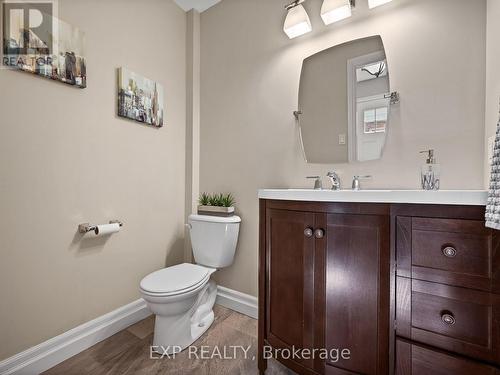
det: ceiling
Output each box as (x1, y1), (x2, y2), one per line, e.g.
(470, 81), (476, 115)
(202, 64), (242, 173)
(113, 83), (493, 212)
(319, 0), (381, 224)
(174, 0), (222, 12)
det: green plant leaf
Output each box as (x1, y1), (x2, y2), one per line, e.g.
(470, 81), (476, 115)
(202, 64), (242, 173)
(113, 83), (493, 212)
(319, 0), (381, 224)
(221, 193), (235, 207)
(200, 192), (235, 207)
(199, 192), (210, 206)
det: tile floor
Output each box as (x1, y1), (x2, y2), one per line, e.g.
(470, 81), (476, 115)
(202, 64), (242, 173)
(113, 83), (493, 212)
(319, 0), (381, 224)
(43, 305), (295, 375)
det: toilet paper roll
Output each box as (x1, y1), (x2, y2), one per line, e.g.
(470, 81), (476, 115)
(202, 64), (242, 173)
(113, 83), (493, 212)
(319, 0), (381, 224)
(93, 223), (121, 236)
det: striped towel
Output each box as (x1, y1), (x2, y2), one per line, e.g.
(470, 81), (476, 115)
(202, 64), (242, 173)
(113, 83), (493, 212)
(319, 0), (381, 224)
(486, 121), (500, 230)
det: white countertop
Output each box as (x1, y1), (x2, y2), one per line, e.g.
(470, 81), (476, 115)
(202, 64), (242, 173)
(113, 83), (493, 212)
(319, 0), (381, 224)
(258, 189), (488, 206)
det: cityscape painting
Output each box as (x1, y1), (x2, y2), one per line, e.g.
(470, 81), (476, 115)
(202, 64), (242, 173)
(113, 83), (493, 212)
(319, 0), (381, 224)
(2, 4), (87, 88)
(118, 67), (164, 128)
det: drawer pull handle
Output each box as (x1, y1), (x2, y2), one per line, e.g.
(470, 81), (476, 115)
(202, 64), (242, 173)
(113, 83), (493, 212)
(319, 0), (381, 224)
(314, 229), (325, 239)
(441, 312), (456, 325)
(442, 246), (457, 258)
(304, 228), (313, 238)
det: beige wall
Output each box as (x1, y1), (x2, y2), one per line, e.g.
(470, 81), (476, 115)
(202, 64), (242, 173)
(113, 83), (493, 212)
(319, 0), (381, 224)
(485, 0), (500, 185)
(200, 0), (487, 297)
(0, 0), (186, 360)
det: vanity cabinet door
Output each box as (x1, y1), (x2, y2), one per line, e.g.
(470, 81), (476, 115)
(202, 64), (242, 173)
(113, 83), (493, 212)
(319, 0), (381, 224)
(324, 214), (390, 375)
(265, 208), (317, 370)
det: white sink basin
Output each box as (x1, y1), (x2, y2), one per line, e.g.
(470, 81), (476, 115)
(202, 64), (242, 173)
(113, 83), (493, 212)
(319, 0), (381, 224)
(258, 189), (488, 206)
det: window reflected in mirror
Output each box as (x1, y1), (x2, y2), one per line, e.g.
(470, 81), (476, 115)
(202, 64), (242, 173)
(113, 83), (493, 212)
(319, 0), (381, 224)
(363, 107), (387, 134)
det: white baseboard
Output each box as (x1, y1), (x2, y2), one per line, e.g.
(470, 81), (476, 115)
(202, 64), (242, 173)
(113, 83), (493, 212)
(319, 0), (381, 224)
(0, 299), (151, 375)
(215, 286), (258, 319)
(0, 286), (258, 375)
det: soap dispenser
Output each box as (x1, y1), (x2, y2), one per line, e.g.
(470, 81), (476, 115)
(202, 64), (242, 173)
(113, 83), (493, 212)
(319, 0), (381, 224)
(420, 149), (440, 190)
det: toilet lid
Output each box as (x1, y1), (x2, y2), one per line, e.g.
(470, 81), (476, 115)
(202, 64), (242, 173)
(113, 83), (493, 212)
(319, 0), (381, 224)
(140, 263), (210, 295)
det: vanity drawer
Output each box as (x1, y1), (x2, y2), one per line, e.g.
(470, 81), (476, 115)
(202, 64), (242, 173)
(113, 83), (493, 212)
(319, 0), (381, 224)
(396, 339), (500, 375)
(396, 277), (500, 364)
(412, 289), (490, 348)
(396, 217), (498, 292)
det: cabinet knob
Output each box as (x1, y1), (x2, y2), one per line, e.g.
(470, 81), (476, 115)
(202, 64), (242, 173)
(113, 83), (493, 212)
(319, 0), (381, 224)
(442, 246), (457, 258)
(314, 229), (325, 239)
(304, 228), (313, 238)
(441, 312), (456, 325)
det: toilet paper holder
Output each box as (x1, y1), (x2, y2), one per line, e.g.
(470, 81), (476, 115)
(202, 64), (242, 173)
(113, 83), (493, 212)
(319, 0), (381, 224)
(78, 220), (123, 234)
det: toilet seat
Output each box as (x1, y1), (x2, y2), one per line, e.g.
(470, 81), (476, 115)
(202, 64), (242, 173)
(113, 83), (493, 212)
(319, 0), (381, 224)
(140, 263), (214, 297)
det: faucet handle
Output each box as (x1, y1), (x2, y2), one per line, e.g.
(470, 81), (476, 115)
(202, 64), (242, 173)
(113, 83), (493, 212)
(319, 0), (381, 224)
(306, 176), (322, 190)
(353, 175), (372, 180)
(352, 175), (372, 191)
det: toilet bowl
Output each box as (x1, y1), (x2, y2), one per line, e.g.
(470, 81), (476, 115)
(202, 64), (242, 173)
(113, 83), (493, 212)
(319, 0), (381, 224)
(139, 214), (241, 353)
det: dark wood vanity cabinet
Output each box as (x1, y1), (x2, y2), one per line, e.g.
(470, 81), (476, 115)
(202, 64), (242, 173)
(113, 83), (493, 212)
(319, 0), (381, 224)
(259, 200), (500, 375)
(260, 200), (391, 375)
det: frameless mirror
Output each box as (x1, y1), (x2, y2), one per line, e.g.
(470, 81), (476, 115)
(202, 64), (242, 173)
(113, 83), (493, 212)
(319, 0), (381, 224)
(298, 35), (394, 164)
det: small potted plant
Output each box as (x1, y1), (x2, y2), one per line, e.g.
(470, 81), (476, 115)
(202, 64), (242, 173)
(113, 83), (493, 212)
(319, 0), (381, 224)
(198, 192), (235, 217)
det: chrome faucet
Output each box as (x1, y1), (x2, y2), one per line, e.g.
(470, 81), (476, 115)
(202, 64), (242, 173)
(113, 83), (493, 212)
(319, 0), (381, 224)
(352, 175), (372, 191)
(307, 176), (323, 190)
(327, 171), (342, 190)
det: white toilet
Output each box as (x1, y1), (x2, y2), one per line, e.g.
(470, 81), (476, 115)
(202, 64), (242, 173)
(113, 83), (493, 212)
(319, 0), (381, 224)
(139, 214), (241, 353)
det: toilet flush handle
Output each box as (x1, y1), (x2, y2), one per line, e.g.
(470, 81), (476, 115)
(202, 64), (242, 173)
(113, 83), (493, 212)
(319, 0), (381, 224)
(185, 223), (192, 230)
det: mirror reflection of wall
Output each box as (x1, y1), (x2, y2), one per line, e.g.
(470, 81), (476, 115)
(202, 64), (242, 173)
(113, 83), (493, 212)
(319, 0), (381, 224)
(298, 35), (392, 164)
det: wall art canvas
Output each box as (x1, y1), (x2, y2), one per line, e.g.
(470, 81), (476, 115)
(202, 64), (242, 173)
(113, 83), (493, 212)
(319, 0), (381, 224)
(2, 1), (86, 88)
(117, 67), (164, 128)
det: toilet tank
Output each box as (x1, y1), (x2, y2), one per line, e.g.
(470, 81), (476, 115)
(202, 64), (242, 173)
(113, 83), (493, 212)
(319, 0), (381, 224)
(188, 214), (241, 269)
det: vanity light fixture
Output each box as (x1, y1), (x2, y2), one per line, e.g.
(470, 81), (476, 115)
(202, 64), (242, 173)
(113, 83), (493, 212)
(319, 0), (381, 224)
(321, 0), (355, 25)
(284, 0), (312, 39)
(367, 0), (393, 9)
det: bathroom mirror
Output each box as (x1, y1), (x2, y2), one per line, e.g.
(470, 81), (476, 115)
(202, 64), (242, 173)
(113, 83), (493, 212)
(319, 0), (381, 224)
(298, 35), (394, 164)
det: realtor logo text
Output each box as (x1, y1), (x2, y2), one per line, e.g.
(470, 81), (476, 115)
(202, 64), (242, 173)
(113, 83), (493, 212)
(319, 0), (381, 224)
(151, 345), (253, 360)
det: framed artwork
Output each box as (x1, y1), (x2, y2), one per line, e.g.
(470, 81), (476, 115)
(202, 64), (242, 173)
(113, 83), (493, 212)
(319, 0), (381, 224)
(2, 1), (86, 88)
(117, 67), (164, 128)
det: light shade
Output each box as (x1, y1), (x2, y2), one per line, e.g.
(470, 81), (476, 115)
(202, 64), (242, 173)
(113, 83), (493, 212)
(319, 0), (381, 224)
(368, 0), (393, 9)
(284, 4), (312, 39)
(321, 0), (352, 25)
